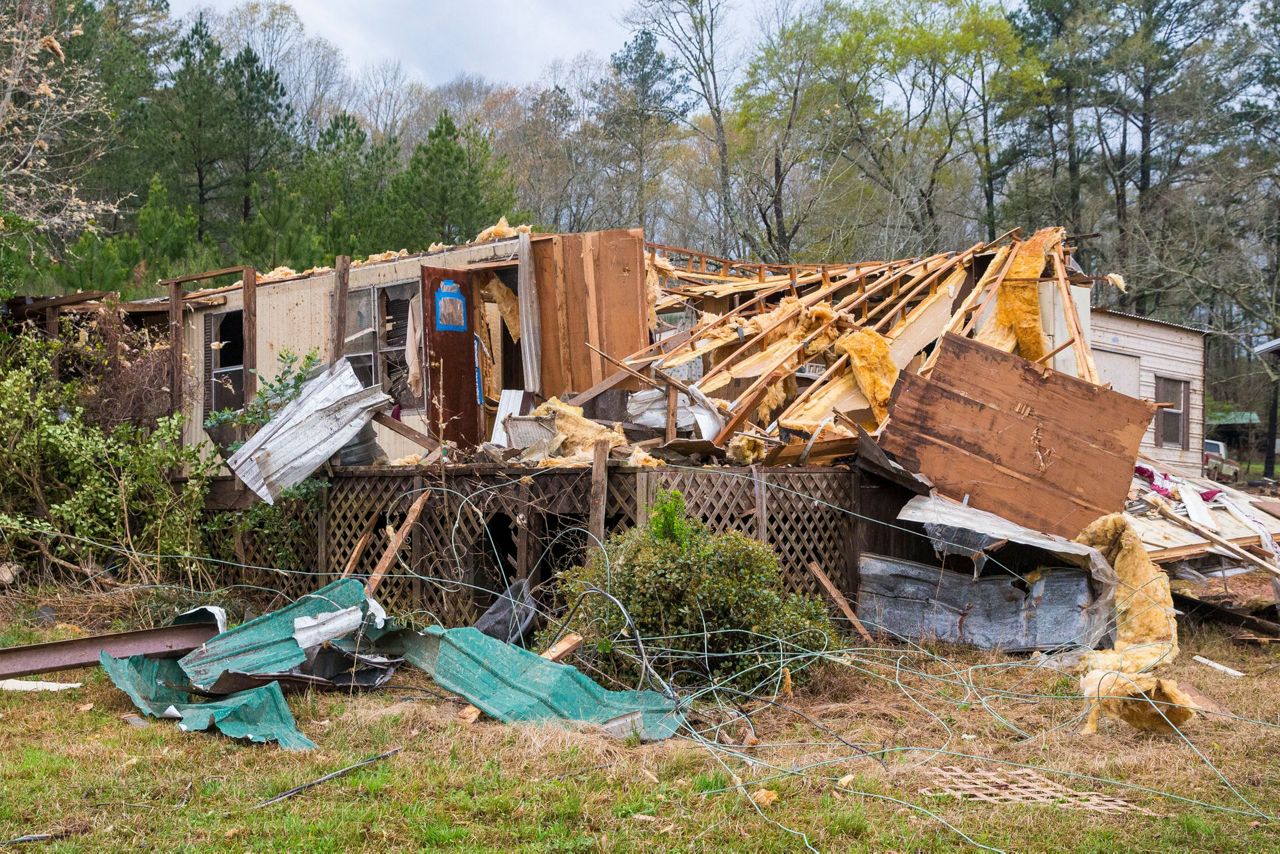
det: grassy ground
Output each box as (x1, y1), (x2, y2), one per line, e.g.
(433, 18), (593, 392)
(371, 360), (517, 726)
(3, 592), (1280, 852)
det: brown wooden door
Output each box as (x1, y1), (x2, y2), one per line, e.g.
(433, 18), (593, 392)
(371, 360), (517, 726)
(422, 266), (482, 446)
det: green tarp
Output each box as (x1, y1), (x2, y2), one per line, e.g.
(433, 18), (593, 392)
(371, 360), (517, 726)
(100, 652), (315, 750)
(394, 626), (683, 741)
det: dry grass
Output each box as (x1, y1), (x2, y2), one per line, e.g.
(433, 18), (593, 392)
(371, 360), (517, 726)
(3, 597), (1280, 852)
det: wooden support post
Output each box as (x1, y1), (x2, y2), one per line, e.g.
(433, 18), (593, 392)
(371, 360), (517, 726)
(365, 490), (431, 595)
(752, 465), (768, 542)
(242, 266), (258, 401)
(458, 633), (584, 723)
(168, 281), (183, 415)
(330, 255), (350, 362)
(807, 561), (874, 644)
(588, 439), (609, 548)
(664, 382), (678, 443)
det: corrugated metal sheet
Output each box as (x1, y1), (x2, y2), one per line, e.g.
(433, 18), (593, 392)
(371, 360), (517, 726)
(227, 359), (391, 503)
(858, 554), (1103, 651)
(101, 653), (316, 750)
(395, 626), (684, 741)
(178, 579), (372, 691)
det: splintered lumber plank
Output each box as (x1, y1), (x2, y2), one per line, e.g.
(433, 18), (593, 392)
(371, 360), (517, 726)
(373, 411), (440, 451)
(581, 232), (604, 385)
(1051, 247), (1099, 383)
(457, 634), (585, 723)
(807, 562), (874, 643)
(1148, 495), (1279, 577)
(565, 369), (630, 408)
(365, 491), (431, 595)
(329, 255), (351, 361)
(880, 333), (1156, 538)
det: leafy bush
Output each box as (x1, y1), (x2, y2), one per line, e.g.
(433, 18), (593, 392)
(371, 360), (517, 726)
(205, 349), (320, 439)
(0, 334), (214, 583)
(549, 490), (835, 689)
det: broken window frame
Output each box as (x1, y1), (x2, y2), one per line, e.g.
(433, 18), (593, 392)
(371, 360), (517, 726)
(204, 310), (245, 416)
(345, 281), (423, 411)
(1154, 375), (1190, 450)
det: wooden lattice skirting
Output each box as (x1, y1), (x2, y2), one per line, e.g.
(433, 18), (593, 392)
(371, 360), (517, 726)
(203, 463), (865, 624)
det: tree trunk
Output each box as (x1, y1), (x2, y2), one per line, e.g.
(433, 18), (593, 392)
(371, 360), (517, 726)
(979, 98), (995, 241)
(196, 163), (207, 242)
(771, 147), (788, 262)
(1065, 85), (1080, 234)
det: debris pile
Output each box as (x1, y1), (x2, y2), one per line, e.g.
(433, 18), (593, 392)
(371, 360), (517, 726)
(3, 579), (684, 750)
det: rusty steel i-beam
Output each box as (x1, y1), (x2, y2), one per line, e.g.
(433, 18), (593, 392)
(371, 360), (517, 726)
(0, 621), (220, 679)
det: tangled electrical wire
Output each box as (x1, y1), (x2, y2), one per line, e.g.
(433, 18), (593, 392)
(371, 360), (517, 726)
(2, 463), (1278, 853)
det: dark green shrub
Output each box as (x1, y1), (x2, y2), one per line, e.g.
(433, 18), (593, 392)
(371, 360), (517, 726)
(548, 490), (835, 689)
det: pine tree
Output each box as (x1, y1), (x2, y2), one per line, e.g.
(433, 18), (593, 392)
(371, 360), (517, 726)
(392, 112), (514, 247)
(592, 30), (691, 230)
(224, 46), (295, 222)
(152, 15), (234, 242)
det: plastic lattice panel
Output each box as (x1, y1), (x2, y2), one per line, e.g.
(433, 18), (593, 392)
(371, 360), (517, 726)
(921, 766), (1161, 816)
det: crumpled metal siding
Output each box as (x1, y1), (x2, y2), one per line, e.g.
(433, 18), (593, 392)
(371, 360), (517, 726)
(178, 579), (374, 691)
(227, 359), (392, 503)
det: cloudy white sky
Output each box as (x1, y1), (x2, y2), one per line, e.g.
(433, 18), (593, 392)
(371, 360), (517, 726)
(167, 0), (638, 86)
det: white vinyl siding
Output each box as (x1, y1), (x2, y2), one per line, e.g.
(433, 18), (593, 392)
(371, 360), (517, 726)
(1090, 310), (1205, 476)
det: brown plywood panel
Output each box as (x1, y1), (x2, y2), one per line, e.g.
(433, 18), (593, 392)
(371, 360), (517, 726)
(531, 236), (569, 397)
(594, 229), (648, 378)
(879, 334), (1155, 538)
(558, 233), (595, 392)
(531, 230), (648, 398)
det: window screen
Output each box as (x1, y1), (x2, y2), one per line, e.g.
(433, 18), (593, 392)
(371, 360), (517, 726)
(1155, 376), (1189, 450)
(344, 283), (422, 410)
(205, 310), (245, 416)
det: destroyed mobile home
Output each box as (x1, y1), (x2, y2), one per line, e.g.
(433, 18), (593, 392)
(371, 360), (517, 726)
(7, 221), (1280, 750)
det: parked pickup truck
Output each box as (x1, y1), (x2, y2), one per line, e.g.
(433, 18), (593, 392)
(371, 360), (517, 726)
(1204, 440), (1242, 483)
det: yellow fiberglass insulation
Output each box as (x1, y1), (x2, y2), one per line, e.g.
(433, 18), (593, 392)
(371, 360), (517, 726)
(976, 226), (1063, 362)
(1074, 513), (1192, 735)
(700, 301), (841, 395)
(1078, 670), (1197, 735)
(626, 447), (664, 468)
(531, 397), (627, 457)
(777, 373), (868, 434)
(645, 256), (676, 331)
(473, 216), (531, 244)
(838, 328), (899, 423)
(755, 375), (794, 423)
(485, 275), (521, 343)
(727, 434), (768, 465)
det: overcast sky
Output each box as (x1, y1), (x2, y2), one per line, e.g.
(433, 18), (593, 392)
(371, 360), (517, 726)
(166, 0), (637, 86)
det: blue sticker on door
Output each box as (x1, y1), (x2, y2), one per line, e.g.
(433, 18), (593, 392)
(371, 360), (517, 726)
(435, 280), (467, 331)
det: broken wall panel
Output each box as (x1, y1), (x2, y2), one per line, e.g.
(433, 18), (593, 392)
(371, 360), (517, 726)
(857, 553), (1104, 651)
(531, 229), (648, 398)
(880, 334), (1155, 538)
